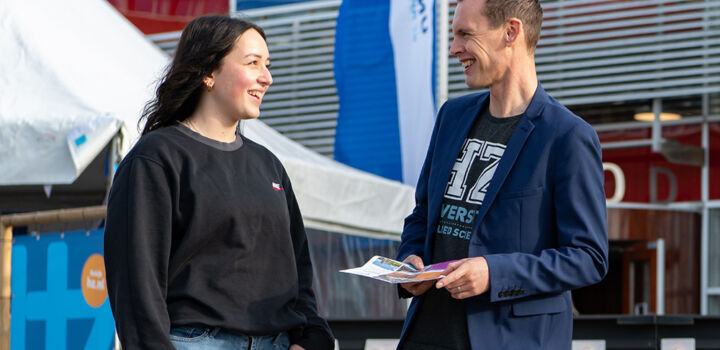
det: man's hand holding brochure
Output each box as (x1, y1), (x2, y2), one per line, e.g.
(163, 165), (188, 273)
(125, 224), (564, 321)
(340, 256), (456, 284)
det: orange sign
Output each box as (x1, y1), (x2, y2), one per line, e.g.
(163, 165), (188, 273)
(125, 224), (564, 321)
(81, 254), (108, 308)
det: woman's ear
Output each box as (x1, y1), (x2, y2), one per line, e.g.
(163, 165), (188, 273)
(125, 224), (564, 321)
(203, 75), (215, 91)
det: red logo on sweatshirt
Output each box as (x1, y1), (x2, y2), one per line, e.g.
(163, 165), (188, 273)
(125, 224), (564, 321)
(272, 182), (283, 191)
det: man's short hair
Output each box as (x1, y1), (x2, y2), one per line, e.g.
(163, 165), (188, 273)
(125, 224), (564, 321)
(483, 0), (543, 52)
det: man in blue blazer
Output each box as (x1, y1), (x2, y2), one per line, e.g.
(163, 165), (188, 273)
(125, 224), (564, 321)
(396, 0), (609, 349)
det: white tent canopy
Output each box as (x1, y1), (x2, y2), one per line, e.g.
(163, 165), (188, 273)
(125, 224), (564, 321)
(0, 0), (164, 185)
(243, 120), (415, 237)
(0, 0), (415, 236)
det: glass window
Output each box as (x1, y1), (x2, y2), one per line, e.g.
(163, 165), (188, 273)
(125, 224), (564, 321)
(710, 93), (720, 116)
(709, 295), (720, 315)
(568, 99), (651, 125)
(710, 209), (720, 288)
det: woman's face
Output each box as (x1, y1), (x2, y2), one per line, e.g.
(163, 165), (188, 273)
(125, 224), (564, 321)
(207, 29), (272, 120)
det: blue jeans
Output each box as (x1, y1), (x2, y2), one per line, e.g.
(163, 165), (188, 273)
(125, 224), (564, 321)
(170, 327), (290, 350)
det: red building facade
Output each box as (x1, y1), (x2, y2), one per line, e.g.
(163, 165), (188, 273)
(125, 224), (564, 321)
(108, 0), (229, 34)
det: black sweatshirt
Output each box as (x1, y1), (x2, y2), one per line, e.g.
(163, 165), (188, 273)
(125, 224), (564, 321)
(104, 123), (334, 349)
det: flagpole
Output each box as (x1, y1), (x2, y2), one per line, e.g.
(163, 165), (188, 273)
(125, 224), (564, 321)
(437, 0), (449, 110)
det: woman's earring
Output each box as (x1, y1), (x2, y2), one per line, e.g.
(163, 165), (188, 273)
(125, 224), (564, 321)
(206, 83), (214, 92)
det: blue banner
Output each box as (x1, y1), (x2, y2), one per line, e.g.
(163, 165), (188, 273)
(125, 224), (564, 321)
(334, 0), (436, 185)
(235, 0), (311, 10)
(334, 0), (402, 181)
(11, 229), (115, 350)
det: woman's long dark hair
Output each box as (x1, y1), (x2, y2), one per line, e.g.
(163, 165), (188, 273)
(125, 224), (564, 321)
(140, 15), (266, 135)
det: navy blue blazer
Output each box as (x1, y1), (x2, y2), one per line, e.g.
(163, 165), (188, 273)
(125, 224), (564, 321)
(397, 85), (609, 349)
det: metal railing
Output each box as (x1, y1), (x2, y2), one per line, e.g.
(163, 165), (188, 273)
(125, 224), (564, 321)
(148, 0), (720, 158)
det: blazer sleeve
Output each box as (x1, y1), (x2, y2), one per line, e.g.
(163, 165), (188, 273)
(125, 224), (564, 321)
(282, 172), (335, 350)
(396, 104), (447, 299)
(397, 102), (448, 263)
(104, 156), (175, 349)
(484, 122), (609, 302)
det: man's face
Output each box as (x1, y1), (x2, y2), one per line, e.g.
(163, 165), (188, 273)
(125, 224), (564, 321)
(450, 0), (508, 89)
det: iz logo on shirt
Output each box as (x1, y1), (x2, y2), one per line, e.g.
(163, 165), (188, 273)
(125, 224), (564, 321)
(444, 139), (506, 204)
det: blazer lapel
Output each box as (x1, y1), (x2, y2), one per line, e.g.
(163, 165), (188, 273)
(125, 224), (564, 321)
(435, 97), (488, 192)
(427, 94), (488, 244)
(471, 117), (535, 231)
(471, 85), (548, 232)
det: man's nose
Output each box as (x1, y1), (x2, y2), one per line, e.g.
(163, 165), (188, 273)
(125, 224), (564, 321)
(450, 37), (462, 56)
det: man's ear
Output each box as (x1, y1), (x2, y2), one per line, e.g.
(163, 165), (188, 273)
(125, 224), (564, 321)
(505, 18), (523, 47)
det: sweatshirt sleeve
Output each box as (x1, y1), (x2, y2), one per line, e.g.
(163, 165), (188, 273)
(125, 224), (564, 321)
(104, 155), (175, 349)
(281, 172), (335, 350)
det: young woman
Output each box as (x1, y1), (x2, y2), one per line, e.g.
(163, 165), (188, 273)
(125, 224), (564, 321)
(104, 15), (334, 350)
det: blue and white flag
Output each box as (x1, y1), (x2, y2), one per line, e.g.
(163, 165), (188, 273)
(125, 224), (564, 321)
(334, 0), (436, 186)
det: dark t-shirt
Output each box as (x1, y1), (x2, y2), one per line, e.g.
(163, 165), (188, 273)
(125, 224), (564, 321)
(402, 107), (520, 350)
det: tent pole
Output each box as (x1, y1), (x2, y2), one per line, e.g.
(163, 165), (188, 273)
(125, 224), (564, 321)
(437, 0), (449, 109)
(0, 206), (107, 347)
(106, 133), (121, 200)
(0, 221), (12, 349)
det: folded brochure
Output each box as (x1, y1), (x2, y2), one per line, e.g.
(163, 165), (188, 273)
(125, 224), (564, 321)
(340, 256), (455, 284)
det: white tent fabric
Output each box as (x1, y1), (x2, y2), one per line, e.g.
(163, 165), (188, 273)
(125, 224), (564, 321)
(243, 120), (415, 236)
(0, 0), (415, 236)
(0, 0), (165, 185)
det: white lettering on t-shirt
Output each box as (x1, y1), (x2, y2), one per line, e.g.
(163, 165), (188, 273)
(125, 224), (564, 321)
(444, 139), (506, 205)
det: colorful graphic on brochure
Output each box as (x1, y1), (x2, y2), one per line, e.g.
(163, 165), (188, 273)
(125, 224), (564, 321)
(340, 256), (456, 284)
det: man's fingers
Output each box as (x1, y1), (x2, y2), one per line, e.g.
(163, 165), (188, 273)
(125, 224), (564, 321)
(399, 283), (416, 294)
(401, 281), (422, 291)
(446, 258), (466, 270)
(404, 281), (425, 288)
(450, 289), (472, 300)
(442, 262), (459, 275)
(402, 280), (433, 296)
(403, 254), (425, 270)
(415, 280), (434, 295)
(438, 258), (467, 285)
(436, 263), (466, 288)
